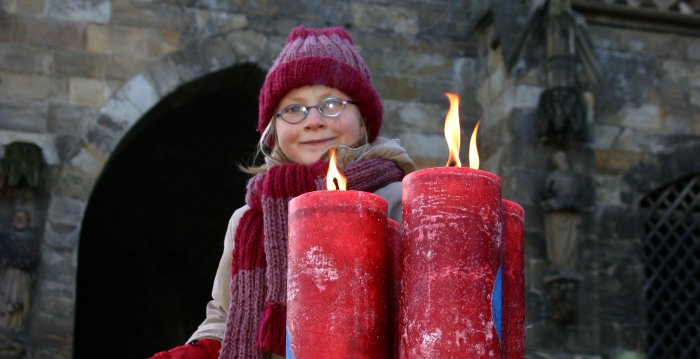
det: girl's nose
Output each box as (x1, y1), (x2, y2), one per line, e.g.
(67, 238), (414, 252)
(304, 107), (326, 129)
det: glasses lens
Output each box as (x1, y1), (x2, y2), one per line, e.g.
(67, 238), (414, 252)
(319, 98), (344, 117)
(281, 105), (307, 123)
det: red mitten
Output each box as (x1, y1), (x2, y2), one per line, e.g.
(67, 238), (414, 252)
(148, 338), (221, 359)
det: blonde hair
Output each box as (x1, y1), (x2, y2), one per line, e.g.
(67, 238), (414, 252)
(240, 116), (369, 174)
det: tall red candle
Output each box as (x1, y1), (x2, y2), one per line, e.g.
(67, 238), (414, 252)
(501, 199), (525, 358)
(400, 167), (503, 358)
(287, 190), (389, 359)
(386, 219), (401, 359)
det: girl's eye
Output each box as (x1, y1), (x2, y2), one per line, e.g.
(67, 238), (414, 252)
(285, 105), (305, 114)
(321, 100), (341, 111)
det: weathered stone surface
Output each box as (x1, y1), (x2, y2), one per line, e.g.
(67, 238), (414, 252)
(224, 30), (266, 63)
(382, 99), (444, 134)
(111, 0), (183, 29)
(12, 15), (86, 50)
(47, 103), (95, 135)
(68, 77), (107, 108)
(0, 0), (44, 15)
(52, 134), (82, 162)
(44, 0), (111, 24)
(51, 48), (105, 78)
(0, 43), (52, 74)
(351, 3), (418, 37)
(145, 29), (179, 58)
(103, 53), (149, 80)
(47, 196), (86, 226)
(595, 150), (649, 176)
(373, 74), (417, 101)
(86, 24), (147, 54)
(0, 95), (48, 132)
(0, 71), (53, 100)
(185, 8), (247, 36)
(69, 143), (106, 177)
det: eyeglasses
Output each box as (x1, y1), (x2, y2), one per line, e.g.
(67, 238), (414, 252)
(275, 97), (357, 124)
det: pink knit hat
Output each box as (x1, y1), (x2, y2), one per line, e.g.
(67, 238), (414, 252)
(258, 26), (382, 144)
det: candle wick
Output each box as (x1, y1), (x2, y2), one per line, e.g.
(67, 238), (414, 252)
(333, 178), (340, 190)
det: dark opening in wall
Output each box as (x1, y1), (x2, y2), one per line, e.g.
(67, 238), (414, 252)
(640, 173), (700, 359)
(74, 64), (266, 358)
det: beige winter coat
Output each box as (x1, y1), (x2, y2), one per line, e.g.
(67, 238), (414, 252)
(188, 137), (416, 351)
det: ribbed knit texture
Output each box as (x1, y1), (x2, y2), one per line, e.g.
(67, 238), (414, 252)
(258, 26), (382, 145)
(219, 158), (404, 359)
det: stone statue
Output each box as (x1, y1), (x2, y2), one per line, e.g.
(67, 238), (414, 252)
(539, 151), (581, 274)
(0, 209), (40, 332)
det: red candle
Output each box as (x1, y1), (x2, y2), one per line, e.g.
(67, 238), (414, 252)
(501, 199), (525, 358)
(400, 167), (503, 358)
(287, 190), (389, 359)
(386, 218), (401, 359)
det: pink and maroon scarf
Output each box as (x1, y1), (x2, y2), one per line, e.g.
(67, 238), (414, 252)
(219, 158), (404, 358)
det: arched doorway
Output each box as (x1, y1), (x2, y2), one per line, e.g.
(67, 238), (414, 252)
(73, 64), (265, 358)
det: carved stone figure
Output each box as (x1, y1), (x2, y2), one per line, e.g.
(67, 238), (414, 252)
(0, 209), (40, 332)
(540, 151), (581, 274)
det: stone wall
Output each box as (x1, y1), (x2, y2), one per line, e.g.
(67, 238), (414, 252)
(0, 0), (699, 358)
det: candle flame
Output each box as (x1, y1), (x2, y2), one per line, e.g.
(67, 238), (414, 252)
(469, 119), (481, 170)
(444, 92), (461, 167)
(326, 148), (347, 191)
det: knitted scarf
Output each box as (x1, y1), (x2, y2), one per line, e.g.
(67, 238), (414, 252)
(219, 157), (405, 359)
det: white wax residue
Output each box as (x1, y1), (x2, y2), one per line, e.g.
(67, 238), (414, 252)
(303, 246), (339, 292)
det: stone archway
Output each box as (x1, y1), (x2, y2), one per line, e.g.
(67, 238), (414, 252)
(73, 63), (265, 358)
(33, 31), (272, 358)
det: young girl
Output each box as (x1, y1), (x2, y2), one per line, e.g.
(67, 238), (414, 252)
(150, 25), (416, 359)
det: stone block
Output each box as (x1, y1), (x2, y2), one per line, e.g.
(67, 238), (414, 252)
(51, 48), (105, 78)
(47, 103), (95, 135)
(68, 144), (105, 179)
(185, 9), (247, 36)
(104, 53), (149, 80)
(594, 174), (622, 206)
(86, 24), (148, 55)
(662, 58), (700, 84)
(351, 3), (418, 37)
(382, 99), (444, 134)
(44, 0), (111, 24)
(52, 134), (83, 163)
(68, 77), (107, 108)
(198, 34), (238, 72)
(225, 30), (266, 63)
(112, 0), (183, 29)
(395, 131), (446, 164)
(415, 2), (471, 41)
(0, 95), (48, 132)
(47, 196), (86, 226)
(513, 84), (541, 110)
(0, 43), (53, 74)
(688, 41), (700, 61)
(374, 74), (417, 101)
(594, 150), (648, 175)
(44, 220), (80, 250)
(0, 70), (57, 100)
(13, 15), (86, 50)
(415, 77), (457, 103)
(274, 0), (350, 25)
(118, 73), (159, 114)
(525, 230), (546, 260)
(1, 0), (44, 15)
(509, 108), (539, 143)
(145, 29), (179, 59)
(595, 207), (643, 240)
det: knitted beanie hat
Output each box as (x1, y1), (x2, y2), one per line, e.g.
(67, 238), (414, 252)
(258, 26), (382, 144)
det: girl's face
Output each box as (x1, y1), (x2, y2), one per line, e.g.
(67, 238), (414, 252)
(274, 85), (365, 165)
